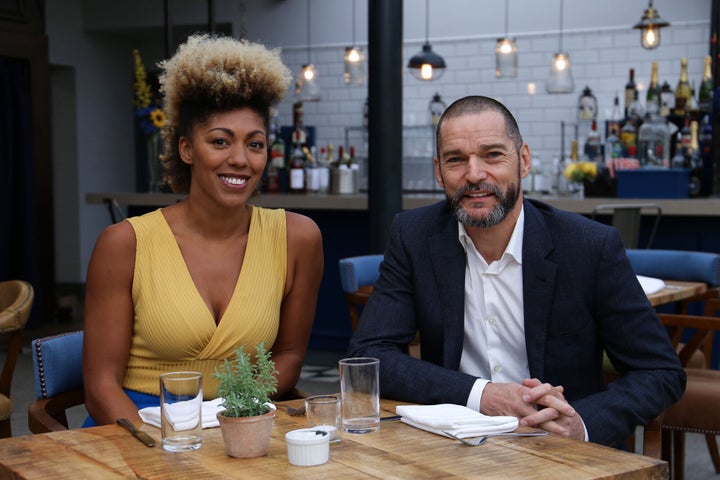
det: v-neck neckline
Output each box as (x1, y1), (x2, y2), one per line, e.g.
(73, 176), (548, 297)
(157, 206), (255, 327)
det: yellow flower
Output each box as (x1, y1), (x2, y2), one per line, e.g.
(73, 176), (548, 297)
(133, 49), (152, 109)
(149, 109), (166, 128)
(564, 161), (598, 182)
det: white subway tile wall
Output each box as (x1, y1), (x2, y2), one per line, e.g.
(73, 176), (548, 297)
(275, 22), (710, 190)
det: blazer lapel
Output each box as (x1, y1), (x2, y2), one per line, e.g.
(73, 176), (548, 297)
(427, 212), (466, 370)
(521, 200), (557, 380)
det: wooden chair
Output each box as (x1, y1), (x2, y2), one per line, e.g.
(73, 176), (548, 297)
(591, 203), (662, 249)
(0, 280), (34, 437)
(28, 330), (85, 433)
(27, 330), (308, 433)
(658, 312), (720, 480)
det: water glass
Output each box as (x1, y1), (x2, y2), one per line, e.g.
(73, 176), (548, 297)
(305, 394), (342, 443)
(160, 371), (203, 452)
(339, 357), (380, 434)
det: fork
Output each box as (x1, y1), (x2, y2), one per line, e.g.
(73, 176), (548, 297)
(278, 404), (306, 416)
(442, 430), (549, 446)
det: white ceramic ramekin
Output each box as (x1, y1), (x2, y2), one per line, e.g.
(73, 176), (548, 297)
(285, 428), (330, 466)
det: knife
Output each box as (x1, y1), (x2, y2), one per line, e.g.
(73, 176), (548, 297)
(116, 418), (156, 447)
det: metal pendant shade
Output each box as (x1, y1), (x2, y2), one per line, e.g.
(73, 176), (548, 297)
(633, 0), (670, 50)
(408, 0), (446, 81)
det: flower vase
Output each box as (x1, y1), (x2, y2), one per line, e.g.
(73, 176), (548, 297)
(569, 181), (585, 199)
(147, 132), (162, 192)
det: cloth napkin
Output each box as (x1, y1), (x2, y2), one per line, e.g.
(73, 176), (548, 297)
(396, 404), (518, 439)
(139, 397), (226, 429)
(636, 275), (666, 295)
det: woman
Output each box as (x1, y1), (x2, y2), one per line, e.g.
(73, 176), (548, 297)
(82, 34), (324, 426)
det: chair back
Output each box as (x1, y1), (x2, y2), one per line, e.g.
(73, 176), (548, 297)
(0, 279), (34, 438)
(28, 330), (85, 433)
(0, 279), (34, 333)
(626, 249), (720, 287)
(591, 203), (662, 249)
(339, 254), (383, 294)
(338, 255), (383, 332)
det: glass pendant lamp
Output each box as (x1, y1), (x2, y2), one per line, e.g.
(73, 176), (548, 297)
(633, 0), (670, 50)
(495, 0), (517, 78)
(296, 0), (321, 101)
(408, 0), (446, 81)
(344, 0), (365, 85)
(545, 0), (574, 94)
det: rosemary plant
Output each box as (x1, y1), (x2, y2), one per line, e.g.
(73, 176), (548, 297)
(214, 343), (278, 418)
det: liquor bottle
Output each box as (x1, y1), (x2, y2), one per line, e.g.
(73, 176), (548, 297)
(646, 62), (661, 116)
(317, 146), (330, 193)
(269, 118), (286, 170)
(624, 68), (637, 119)
(698, 55), (714, 114)
(288, 142), (306, 193)
(304, 145), (320, 193)
(670, 131), (685, 169)
(699, 114), (713, 196)
(637, 112), (670, 167)
(583, 120), (603, 162)
(674, 57), (692, 117)
(627, 90), (645, 126)
(686, 120), (702, 197)
(620, 118), (637, 158)
(348, 145), (360, 193)
(660, 81), (674, 117)
(604, 123), (622, 166)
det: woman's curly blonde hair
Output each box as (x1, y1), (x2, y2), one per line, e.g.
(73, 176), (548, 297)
(158, 34), (292, 193)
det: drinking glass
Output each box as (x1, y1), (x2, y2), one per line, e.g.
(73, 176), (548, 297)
(339, 357), (379, 434)
(160, 371), (203, 452)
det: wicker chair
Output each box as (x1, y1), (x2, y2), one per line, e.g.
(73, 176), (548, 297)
(0, 280), (34, 437)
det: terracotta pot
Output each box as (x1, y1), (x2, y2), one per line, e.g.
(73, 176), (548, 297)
(216, 407), (276, 458)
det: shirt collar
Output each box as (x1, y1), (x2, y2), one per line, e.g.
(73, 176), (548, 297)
(457, 204), (525, 265)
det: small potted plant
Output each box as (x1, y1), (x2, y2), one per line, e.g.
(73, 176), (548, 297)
(214, 342), (278, 458)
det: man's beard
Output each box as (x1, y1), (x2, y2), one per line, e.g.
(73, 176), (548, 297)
(446, 181), (520, 228)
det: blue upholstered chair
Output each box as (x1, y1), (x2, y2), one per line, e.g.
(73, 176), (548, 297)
(625, 249), (720, 479)
(338, 255), (383, 331)
(338, 254), (421, 358)
(28, 330), (85, 433)
(0, 280), (34, 438)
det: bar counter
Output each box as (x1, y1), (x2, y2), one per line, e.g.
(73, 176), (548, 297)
(86, 191), (720, 216)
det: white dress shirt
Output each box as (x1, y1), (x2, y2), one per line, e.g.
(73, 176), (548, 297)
(458, 207), (530, 410)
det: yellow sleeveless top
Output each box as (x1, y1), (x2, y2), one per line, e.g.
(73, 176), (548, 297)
(124, 206), (286, 398)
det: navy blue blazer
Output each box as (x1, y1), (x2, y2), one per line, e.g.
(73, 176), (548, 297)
(348, 198), (685, 447)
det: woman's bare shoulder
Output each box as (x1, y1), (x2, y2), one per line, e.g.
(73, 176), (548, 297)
(285, 211), (322, 245)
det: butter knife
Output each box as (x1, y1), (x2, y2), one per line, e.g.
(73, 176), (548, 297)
(117, 418), (156, 447)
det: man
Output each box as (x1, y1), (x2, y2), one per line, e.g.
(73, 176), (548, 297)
(347, 95), (685, 448)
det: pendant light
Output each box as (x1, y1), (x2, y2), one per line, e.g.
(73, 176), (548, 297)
(296, 0), (321, 102)
(633, 0), (670, 50)
(408, 0), (446, 81)
(545, 0), (574, 94)
(344, 0), (366, 85)
(495, 0), (517, 78)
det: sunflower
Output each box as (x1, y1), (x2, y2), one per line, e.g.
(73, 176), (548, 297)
(149, 109), (166, 128)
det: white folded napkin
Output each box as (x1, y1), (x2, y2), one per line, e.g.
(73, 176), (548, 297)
(139, 397), (226, 429)
(396, 404), (518, 439)
(636, 275), (666, 295)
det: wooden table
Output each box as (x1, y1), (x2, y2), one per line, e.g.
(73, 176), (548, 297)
(0, 399), (665, 479)
(647, 280), (707, 308)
